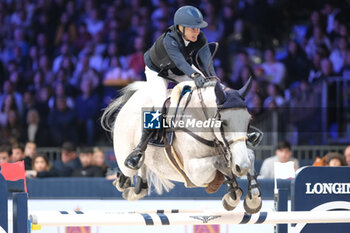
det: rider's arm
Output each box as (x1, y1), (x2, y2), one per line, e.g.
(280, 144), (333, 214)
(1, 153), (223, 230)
(197, 33), (217, 77)
(163, 35), (197, 77)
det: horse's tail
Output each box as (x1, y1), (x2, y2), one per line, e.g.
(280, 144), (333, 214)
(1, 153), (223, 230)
(147, 169), (175, 195)
(100, 81), (146, 134)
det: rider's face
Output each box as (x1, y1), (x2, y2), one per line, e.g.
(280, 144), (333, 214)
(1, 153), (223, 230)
(183, 27), (200, 42)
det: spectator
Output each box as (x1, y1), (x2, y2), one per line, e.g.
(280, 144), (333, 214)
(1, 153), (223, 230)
(23, 142), (36, 170)
(34, 85), (51, 128)
(54, 12), (77, 46)
(259, 141), (299, 178)
(305, 26), (331, 59)
(228, 51), (251, 88)
(201, 14), (224, 43)
(322, 2), (340, 35)
(52, 43), (76, 74)
(309, 57), (334, 83)
(25, 154), (58, 178)
(260, 48), (286, 88)
(344, 145), (350, 166)
(0, 145), (11, 164)
(11, 143), (25, 163)
(128, 36), (146, 77)
(324, 152), (347, 167)
(342, 50), (350, 76)
(263, 83), (285, 108)
(329, 37), (348, 74)
(2, 109), (22, 145)
(305, 11), (326, 40)
(92, 147), (109, 176)
(47, 96), (77, 146)
(0, 81), (23, 116)
(75, 23), (91, 51)
(72, 54), (91, 87)
(53, 142), (81, 177)
(0, 94), (19, 127)
(22, 109), (49, 146)
(38, 54), (54, 84)
(75, 79), (100, 145)
(48, 82), (75, 111)
(307, 52), (324, 83)
(72, 147), (104, 177)
(21, 90), (37, 125)
(282, 40), (310, 88)
(84, 9), (104, 36)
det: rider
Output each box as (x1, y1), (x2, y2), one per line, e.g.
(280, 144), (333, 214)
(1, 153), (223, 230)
(124, 5), (216, 170)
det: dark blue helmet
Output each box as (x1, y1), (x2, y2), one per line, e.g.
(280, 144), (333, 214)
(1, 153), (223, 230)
(174, 6), (208, 28)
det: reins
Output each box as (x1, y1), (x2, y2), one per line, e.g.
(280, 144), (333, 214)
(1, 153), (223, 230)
(168, 42), (247, 166)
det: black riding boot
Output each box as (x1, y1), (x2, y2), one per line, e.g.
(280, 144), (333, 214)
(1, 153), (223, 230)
(124, 128), (154, 170)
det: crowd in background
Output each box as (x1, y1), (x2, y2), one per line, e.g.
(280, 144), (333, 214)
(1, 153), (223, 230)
(0, 0), (350, 149)
(0, 140), (349, 180)
(0, 141), (116, 179)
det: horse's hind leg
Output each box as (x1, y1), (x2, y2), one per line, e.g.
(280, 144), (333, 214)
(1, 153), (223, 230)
(113, 170), (131, 192)
(243, 149), (262, 214)
(122, 166), (149, 201)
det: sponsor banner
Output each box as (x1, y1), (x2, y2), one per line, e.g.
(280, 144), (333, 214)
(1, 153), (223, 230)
(194, 225), (220, 233)
(292, 167), (350, 233)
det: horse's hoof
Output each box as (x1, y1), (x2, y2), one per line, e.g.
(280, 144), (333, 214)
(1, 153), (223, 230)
(113, 174), (131, 192)
(122, 187), (148, 201)
(243, 195), (262, 214)
(228, 187), (243, 201)
(222, 193), (239, 211)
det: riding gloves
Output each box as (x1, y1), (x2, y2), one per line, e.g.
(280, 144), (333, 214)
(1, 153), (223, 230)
(192, 72), (206, 88)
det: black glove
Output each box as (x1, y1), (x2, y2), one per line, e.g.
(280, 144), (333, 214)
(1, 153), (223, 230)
(192, 73), (206, 88)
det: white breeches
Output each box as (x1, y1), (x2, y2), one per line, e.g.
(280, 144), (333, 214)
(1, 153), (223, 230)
(145, 66), (203, 108)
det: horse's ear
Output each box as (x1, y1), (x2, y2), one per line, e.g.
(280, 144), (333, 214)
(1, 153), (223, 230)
(238, 76), (252, 98)
(215, 82), (227, 105)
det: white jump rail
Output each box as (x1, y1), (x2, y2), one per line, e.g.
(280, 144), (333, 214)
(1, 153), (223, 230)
(29, 210), (350, 227)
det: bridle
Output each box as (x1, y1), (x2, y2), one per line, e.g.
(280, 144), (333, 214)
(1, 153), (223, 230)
(170, 42), (248, 166)
(174, 86), (248, 167)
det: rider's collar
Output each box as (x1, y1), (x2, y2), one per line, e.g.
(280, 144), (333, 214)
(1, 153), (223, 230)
(182, 37), (190, 46)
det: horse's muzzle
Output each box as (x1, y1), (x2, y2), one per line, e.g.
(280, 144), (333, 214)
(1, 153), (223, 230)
(235, 163), (250, 176)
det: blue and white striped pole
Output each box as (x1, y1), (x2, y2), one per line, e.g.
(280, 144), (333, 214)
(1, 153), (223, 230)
(28, 210), (350, 226)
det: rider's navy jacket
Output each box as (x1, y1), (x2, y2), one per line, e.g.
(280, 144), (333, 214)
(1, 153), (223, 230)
(144, 25), (216, 79)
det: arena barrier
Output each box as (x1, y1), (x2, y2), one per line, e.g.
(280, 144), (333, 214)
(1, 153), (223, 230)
(1, 167), (350, 233)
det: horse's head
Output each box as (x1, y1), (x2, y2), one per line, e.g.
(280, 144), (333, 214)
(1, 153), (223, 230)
(212, 78), (252, 176)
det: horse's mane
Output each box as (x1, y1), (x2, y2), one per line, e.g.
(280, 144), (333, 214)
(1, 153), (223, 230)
(100, 81), (146, 133)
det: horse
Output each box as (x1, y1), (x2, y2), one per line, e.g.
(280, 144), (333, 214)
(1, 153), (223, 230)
(101, 78), (262, 214)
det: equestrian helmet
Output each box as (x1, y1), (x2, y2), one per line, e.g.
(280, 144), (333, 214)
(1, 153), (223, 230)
(174, 6), (208, 28)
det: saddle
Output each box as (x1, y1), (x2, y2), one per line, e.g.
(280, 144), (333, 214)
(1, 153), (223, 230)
(148, 81), (193, 147)
(149, 82), (224, 193)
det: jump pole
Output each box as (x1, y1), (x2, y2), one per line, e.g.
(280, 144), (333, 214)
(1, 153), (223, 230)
(29, 210), (350, 227)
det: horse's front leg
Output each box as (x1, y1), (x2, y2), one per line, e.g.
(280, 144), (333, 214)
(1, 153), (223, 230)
(213, 157), (243, 211)
(186, 156), (219, 187)
(243, 149), (262, 214)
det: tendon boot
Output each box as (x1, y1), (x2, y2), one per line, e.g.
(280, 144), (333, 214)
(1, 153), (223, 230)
(124, 128), (154, 170)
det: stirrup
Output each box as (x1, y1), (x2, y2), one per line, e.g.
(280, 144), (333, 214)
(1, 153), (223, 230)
(124, 148), (145, 170)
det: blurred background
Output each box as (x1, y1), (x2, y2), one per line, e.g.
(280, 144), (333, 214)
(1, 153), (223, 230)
(0, 0), (350, 177)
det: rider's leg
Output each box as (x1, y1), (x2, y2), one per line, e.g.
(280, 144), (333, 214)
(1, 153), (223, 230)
(124, 67), (168, 170)
(124, 127), (155, 169)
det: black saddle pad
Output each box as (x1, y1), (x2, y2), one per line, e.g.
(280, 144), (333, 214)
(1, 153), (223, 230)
(148, 129), (174, 147)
